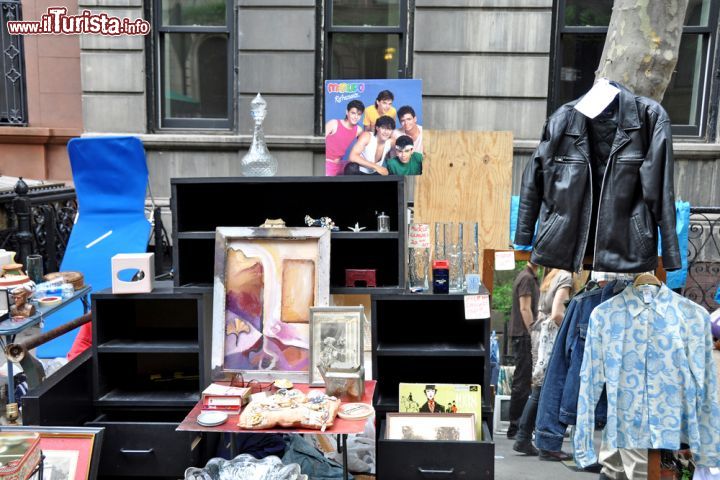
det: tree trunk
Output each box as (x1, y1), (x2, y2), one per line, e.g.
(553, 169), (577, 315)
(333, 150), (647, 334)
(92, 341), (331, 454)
(596, 0), (689, 102)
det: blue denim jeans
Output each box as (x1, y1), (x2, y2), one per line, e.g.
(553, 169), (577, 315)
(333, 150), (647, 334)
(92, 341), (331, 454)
(534, 280), (625, 451)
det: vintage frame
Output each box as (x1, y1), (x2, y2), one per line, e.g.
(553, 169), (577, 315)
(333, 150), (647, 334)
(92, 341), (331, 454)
(309, 306), (365, 386)
(385, 412), (476, 442)
(211, 227), (330, 383)
(0, 426), (104, 480)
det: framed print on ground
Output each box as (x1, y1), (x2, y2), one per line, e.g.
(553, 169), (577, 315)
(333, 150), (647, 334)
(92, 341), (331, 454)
(309, 306), (365, 386)
(385, 413), (476, 442)
(0, 426), (104, 480)
(211, 227), (331, 383)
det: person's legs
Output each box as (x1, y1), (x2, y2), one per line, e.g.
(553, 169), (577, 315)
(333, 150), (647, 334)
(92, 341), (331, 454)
(618, 448), (648, 480)
(325, 160), (345, 176)
(343, 162), (362, 175)
(508, 335), (532, 438)
(513, 386), (540, 455)
(516, 386), (541, 442)
(598, 437), (625, 480)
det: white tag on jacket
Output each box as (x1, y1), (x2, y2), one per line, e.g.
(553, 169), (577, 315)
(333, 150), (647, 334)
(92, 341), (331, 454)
(574, 79), (620, 119)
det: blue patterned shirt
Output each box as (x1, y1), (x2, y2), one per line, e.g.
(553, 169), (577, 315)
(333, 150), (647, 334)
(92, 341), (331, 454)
(574, 284), (720, 468)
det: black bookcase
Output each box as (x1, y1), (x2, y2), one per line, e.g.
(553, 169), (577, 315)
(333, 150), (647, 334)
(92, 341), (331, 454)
(92, 285), (211, 407)
(171, 176), (406, 294)
(371, 293), (495, 479)
(87, 283), (213, 477)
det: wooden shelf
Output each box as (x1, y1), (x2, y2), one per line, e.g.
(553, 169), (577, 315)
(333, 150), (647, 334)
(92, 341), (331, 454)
(376, 342), (486, 357)
(331, 286), (403, 295)
(172, 177), (406, 288)
(97, 339), (199, 353)
(96, 388), (200, 407)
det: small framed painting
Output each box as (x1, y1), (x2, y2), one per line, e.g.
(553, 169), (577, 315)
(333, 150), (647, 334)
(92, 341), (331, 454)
(385, 412), (476, 442)
(309, 306), (365, 386)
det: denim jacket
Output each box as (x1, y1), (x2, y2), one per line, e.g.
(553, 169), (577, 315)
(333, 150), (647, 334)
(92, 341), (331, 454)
(535, 280), (626, 451)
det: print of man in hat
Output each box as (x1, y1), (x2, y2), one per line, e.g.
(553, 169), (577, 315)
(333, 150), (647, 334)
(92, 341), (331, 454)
(419, 385), (446, 413)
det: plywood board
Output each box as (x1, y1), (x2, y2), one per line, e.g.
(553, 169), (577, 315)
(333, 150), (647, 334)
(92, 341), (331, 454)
(414, 130), (513, 275)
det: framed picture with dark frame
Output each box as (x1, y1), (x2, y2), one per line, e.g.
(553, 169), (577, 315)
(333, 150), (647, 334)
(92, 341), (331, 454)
(309, 306), (365, 386)
(211, 227), (331, 383)
(385, 412), (476, 441)
(0, 425), (104, 480)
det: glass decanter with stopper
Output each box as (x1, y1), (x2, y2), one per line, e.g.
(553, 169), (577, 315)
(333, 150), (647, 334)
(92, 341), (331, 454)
(240, 93), (278, 176)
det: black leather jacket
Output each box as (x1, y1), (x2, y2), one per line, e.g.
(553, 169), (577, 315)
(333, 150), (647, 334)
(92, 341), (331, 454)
(515, 83), (681, 273)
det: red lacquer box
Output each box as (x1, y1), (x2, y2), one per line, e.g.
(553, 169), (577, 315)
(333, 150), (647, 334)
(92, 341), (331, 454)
(0, 432), (41, 480)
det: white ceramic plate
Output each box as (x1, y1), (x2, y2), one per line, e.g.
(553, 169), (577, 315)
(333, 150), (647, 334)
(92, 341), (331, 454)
(337, 403), (374, 420)
(197, 411), (228, 427)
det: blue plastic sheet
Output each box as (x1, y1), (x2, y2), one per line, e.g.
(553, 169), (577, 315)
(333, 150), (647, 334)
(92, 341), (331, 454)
(664, 201), (690, 289)
(38, 137), (151, 357)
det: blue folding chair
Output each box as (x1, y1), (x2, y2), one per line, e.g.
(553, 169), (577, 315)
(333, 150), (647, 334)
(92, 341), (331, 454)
(38, 136), (151, 358)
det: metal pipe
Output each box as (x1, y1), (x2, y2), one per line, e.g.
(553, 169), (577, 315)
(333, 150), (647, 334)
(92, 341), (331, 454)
(5, 312), (91, 363)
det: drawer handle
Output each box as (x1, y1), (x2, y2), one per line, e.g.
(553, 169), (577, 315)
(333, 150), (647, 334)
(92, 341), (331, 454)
(120, 448), (154, 455)
(418, 467), (455, 475)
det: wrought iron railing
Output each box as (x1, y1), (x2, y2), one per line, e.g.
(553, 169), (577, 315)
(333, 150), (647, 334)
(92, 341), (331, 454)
(0, 180), (77, 273)
(684, 206), (720, 312)
(0, 0), (28, 125)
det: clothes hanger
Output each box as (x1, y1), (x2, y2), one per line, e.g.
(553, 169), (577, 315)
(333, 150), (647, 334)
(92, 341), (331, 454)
(633, 272), (662, 288)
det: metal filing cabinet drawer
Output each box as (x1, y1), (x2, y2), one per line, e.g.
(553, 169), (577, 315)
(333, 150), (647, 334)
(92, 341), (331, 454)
(87, 411), (201, 477)
(377, 421), (494, 479)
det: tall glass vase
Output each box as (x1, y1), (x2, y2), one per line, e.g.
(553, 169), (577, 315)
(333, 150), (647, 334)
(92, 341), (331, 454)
(448, 223), (464, 293)
(462, 222), (479, 289)
(408, 223), (430, 292)
(240, 93), (278, 177)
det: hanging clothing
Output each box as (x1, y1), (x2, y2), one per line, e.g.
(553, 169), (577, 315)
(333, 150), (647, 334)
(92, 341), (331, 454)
(535, 280), (627, 451)
(531, 270), (572, 386)
(515, 82), (681, 273)
(573, 284), (720, 469)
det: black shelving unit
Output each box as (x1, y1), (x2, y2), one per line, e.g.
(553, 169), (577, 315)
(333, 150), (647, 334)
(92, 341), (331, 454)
(372, 292), (495, 479)
(171, 176), (406, 293)
(86, 283), (213, 477)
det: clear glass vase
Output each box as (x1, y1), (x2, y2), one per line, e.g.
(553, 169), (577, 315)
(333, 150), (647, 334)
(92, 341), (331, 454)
(240, 94), (278, 177)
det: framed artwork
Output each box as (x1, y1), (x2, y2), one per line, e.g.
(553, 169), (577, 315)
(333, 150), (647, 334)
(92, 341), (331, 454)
(309, 306), (365, 386)
(398, 383), (483, 439)
(0, 426), (104, 480)
(385, 413), (476, 441)
(212, 227), (331, 383)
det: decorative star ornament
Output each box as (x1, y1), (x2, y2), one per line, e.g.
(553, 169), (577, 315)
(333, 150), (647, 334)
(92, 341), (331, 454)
(348, 223), (366, 232)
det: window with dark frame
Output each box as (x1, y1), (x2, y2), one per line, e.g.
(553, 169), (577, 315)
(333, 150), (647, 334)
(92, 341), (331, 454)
(154, 0), (234, 130)
(320, 0), (410, 134)
(549, 0), (719, 138)
(0, 0), (28, 126)
(324, 0), (409, 81)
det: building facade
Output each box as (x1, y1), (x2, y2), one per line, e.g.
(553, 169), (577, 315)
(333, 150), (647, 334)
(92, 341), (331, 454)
(3, 0), (720, 212)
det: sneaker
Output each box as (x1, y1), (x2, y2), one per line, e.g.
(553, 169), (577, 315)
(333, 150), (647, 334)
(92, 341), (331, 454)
(513, 440), (539, 456)
(538, 449), (572, 462)
(506, 423), (518, 439)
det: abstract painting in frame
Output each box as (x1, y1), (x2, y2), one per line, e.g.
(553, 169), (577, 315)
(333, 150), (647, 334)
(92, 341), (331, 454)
(309, 306), (365, 386)
(0, 426), (104, 480)
(212, 227), (330, 383)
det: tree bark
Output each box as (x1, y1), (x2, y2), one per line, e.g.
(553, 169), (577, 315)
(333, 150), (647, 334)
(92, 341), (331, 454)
(596, 0), (689, 101)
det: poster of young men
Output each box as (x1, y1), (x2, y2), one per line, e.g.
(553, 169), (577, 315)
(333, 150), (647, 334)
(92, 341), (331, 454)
(324, 79), (423, 176)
